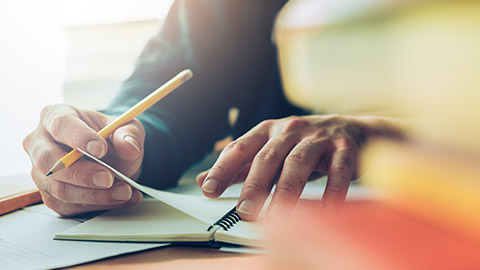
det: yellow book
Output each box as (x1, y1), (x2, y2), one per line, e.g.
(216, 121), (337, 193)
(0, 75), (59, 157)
(361, 140), (480, 242)
(275, 0), (480, 150)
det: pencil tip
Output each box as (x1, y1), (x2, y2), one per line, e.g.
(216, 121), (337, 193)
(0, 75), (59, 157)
(46, 171), (53, 177)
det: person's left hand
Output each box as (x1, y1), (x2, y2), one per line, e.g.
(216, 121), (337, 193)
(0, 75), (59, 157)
(196, 114), (401, 221)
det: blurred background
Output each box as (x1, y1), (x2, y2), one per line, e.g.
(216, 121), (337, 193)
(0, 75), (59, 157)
(0, 0), (174, 176)
(1, 0), (479, 266)
(272, 1), (480, 268)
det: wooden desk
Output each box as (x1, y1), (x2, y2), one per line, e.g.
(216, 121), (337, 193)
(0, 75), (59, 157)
(70, 246), (267, 270)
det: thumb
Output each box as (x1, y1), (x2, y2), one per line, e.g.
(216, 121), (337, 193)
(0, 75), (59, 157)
(111, 119), (145, 160)
(43, 104), (108, 158)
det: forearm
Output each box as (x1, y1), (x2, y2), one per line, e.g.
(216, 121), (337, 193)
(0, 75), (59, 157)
(103, 0), (261, 188)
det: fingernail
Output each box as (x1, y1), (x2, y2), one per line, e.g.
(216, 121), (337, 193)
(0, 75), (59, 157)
(112, 184), (132, 201)
(124, 135), (141, 154)
(93, 171), (113, 188)
(86, 140), (105, 157)
(202, 179), (218, 193)
(237, 199), (255, 215)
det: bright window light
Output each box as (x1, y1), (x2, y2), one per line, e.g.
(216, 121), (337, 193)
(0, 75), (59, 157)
(0, 0), (174, 176)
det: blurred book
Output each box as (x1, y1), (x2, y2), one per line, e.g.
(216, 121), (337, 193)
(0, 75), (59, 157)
(0, 174), (41, 216)
(361, 139), (480, 243)
(275, 0), (480, 151)
(267, 200), (480, 270)
(272, 1), (480, 268)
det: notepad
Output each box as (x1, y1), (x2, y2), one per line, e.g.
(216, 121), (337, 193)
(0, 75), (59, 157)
(56, 197), (263, 246)
(55, 149), (264, 247)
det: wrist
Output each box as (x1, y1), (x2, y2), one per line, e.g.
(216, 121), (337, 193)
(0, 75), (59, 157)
(349, 115), (407, 140)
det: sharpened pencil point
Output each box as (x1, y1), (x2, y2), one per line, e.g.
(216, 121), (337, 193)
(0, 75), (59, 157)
(46, 160), (66, 176)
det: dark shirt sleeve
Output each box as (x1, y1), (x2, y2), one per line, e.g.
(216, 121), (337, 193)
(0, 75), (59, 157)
(104, 0), (295, 189)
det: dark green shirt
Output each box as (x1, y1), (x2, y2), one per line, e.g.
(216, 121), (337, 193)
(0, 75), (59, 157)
(105, 0), (304, 188)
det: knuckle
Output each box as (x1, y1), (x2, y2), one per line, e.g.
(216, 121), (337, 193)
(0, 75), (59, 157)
(334, 137), (354, 150)
(331, 161), (352, 174)
(211, 161), (229, 176)
(276, 181), (302, 196)
(328, 186), (345, 198)
(30, 169), (43, 189)
(283, 117), (309, 133)
(33, 148), (54, 173)
(131, 119), (146, 135)
(40, 105), (53, 119)
(30, 169), (36, 183)
(22, 133), (33, 152)
(56, 208), (73, 217)
(55, 204), (76, 217)
(320, 115), (346, 131)
(225, 140), (247, 153)
(49, 114), (70, 138)
(328, 113), (342, 120)
(305, 136), (328, 149)
(286, 152), (310, 168)
(88, 190), (102, 204)
(256, 149), (280, 165)
(43, 196), (74, 217)
(326, 182), (348, 197)
(41, 194), (60, 212)
(196, 170), (208, 182)
(311, 129), (327, 139)
(31, 168), (45, 189)
(70, 166), (90, 187)
(255, 119), (274, 131)
(243, 181), (268, 194)
(325, 114), (343, 125)
(49, 180), (68, 201)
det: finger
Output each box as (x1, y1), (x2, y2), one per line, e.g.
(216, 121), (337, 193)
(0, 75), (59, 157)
(33, 169), (134, 205)
(25, 130), (65, 175)
(196, 164), (251, 188)
(53, 159), (115, 189)
(323, 149), (356, 211)
(26, 133), (114, 189)
(201, 131), (268, 198)
(41, 189), (143, 217)
(196, 169), (210, 187)
(42, 105), (107, 158)
(111, 119), (145, 160)
(236, 135), (298, 221)
(230, 163), (251, 185)
(269, 139), (328, 216)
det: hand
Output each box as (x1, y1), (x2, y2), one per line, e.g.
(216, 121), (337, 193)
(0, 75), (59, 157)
(197, 114), (401, 221)
(23, 104), (145, 216)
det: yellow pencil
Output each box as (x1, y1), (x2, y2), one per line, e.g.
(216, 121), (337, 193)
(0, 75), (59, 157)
(46, 69), (193, 176)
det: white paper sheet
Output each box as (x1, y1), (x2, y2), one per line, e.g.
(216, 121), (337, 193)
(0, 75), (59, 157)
(78, 149), (237, 224)
(0, 204), (167, 270)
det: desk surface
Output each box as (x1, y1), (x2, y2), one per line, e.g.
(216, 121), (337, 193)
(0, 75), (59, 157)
(71, 246), (267, 270)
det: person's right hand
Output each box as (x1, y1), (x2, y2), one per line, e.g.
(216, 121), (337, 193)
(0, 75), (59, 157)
(23, 104), (145, 216)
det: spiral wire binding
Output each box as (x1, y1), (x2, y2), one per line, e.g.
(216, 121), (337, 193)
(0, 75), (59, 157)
(207, 206), (241, 231)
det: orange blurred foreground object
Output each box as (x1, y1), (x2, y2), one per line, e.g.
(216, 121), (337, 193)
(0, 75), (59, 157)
(361, 139), (480, 243)
(267, 200), (480, 270)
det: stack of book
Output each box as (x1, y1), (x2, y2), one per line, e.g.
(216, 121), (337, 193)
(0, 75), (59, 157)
(270, 0), (480, 268)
